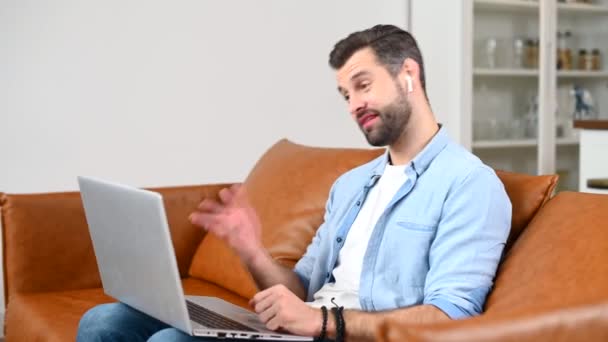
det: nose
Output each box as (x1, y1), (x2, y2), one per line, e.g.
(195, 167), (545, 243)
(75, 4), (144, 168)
(348, 94), (366, 116)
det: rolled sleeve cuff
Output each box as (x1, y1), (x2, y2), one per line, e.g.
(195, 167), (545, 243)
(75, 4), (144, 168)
(427, 298), (472, 320)
(292, 265), (310, 294)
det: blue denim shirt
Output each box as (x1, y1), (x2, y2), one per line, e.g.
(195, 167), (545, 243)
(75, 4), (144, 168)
(294, 127), (512, 319)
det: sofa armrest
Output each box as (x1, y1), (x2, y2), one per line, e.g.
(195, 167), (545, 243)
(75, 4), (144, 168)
(377, 301), (608, 342)
(0, 183), (231, 301)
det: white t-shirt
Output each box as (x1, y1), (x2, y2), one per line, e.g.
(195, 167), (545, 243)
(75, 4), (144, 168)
(308, 164), (408, 309)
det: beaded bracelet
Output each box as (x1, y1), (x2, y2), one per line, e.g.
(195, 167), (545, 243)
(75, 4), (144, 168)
(330, 307), (344, 342)
(314, 306), (328, 342)
(329, 297), (345, 342)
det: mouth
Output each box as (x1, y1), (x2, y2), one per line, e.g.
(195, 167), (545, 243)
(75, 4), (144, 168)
(358, 111), (379, 129)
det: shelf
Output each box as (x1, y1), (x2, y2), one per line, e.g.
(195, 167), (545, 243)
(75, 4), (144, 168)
(474, 69), (608, 78)
(475, 0), (608, 15)
(557, 2), (608, 15)
(474, 68), (538, 77)
(474, 0), (538, 13)
(557, 70), (608, 78)
(473, 137), (579, 149)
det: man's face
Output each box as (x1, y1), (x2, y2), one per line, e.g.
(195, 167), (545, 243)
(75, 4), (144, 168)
(336, 48), (412, 147)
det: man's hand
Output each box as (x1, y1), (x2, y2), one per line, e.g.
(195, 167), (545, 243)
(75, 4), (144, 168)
(189, 184), (263, 262)
(250, 284), (321, 336)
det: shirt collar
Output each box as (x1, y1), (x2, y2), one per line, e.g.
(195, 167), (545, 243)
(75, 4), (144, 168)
(369, 124), (449, 179)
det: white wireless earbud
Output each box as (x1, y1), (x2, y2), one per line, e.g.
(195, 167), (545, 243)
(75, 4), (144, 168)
(405, 75), (413, 93)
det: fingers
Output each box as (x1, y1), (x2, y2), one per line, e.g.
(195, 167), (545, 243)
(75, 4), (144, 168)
(265, 315), (281, 331)
(197, 199), (223, 213)
(252, 289), (280, 331)
(250, 287), (276, 309)
(189, 212), (229, 234)
(213, 184), (246, 206)
(257, 301), (278, 326)
(231, 184), (250, 206)
(218, 187), (235, 205)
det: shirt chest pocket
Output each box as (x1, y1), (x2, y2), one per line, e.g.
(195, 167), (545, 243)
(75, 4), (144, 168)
(381, 220), (437, 287)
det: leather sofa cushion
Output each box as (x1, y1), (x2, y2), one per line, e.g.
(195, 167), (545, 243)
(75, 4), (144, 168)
(494, 170), (558, 249)
(377, 300), (608, 342)
(485, 192), (608, 314)
(188, 139), (384, 298)
(4, 278), (250, 342)
(1, 184), (226, 297)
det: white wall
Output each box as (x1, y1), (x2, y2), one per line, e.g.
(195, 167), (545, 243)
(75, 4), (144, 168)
(0, 0), (409, 193)
(410, 0), (470, 147)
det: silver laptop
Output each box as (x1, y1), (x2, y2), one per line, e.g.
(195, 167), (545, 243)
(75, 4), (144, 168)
(78, 176), (312, 341)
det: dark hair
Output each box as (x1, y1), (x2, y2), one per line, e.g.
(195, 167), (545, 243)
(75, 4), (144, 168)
(329, 24), (426, 93)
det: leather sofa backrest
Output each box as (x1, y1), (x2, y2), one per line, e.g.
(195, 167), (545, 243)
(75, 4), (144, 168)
(188, 140), (384, 298)
(188, 140), (558, 299)
(494, 170), (558, 250)
(485, 191), (608, 314)
(0, 184), (227, 299)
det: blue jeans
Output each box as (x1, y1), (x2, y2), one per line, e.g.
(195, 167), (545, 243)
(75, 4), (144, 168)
(77, 303), (297, 342)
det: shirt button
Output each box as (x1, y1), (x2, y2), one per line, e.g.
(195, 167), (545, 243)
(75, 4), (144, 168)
(336, 237), (343, 243)
(326, 272), (330, 278)
(356, 201), (361, 206)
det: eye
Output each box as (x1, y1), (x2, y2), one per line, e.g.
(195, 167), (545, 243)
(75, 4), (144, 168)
(342, 94), (350, 102)
(357, 81), (371, 92)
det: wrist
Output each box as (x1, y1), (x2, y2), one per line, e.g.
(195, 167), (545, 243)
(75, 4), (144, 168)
(243, 248), (271, 269)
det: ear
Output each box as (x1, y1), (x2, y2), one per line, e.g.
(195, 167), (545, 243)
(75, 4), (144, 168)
(399, 58), (420, 93)
(405, 75), (413, 93)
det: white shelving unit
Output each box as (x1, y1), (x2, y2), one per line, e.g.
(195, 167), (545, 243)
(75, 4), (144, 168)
(410, 0), (607, 191)
(465, 0), (608, 191)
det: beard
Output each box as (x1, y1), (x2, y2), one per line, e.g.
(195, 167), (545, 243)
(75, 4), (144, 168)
(361, 82), (412, 147)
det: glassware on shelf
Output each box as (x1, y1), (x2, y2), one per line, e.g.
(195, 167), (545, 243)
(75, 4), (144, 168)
(473, 117), (511, 141)
(525, 39), (539, 69)
(578, 49), (590, 70)
(557, 85), (576, 138)
(524, 95), (539, 138)
(509, 117), (525, 139)
(474, 118), (496, 141)
(578, 49), (596, 71)
(577, 49), (602, 71)
(512, 38), (525, 69)
(591, 49), (601, 70)
(557, 31), (573, 70)
(484, 38), (498, 68)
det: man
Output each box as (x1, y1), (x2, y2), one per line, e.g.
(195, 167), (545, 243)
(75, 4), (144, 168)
(77, 24), (511, 342)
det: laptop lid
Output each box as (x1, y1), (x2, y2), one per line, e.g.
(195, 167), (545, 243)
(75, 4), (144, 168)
(78, 176), (193, 334)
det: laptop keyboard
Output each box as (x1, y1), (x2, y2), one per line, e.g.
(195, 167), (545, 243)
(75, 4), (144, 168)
(186, 300), (256, 332)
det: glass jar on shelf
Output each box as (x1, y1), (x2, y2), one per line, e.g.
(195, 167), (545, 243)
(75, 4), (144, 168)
(577, 49), (589, 70)
(511, 38), (525, 69)
(591, 49), (602, 70)
(485, 38), (498, 68)
(578, 49), (596, 70)
(525, 39), (539, 69)
(523, 95), (538, 138)
(557, 31), (573, 70)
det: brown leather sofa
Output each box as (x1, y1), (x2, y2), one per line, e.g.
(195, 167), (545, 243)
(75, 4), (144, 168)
(1, 139), (606, 341)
